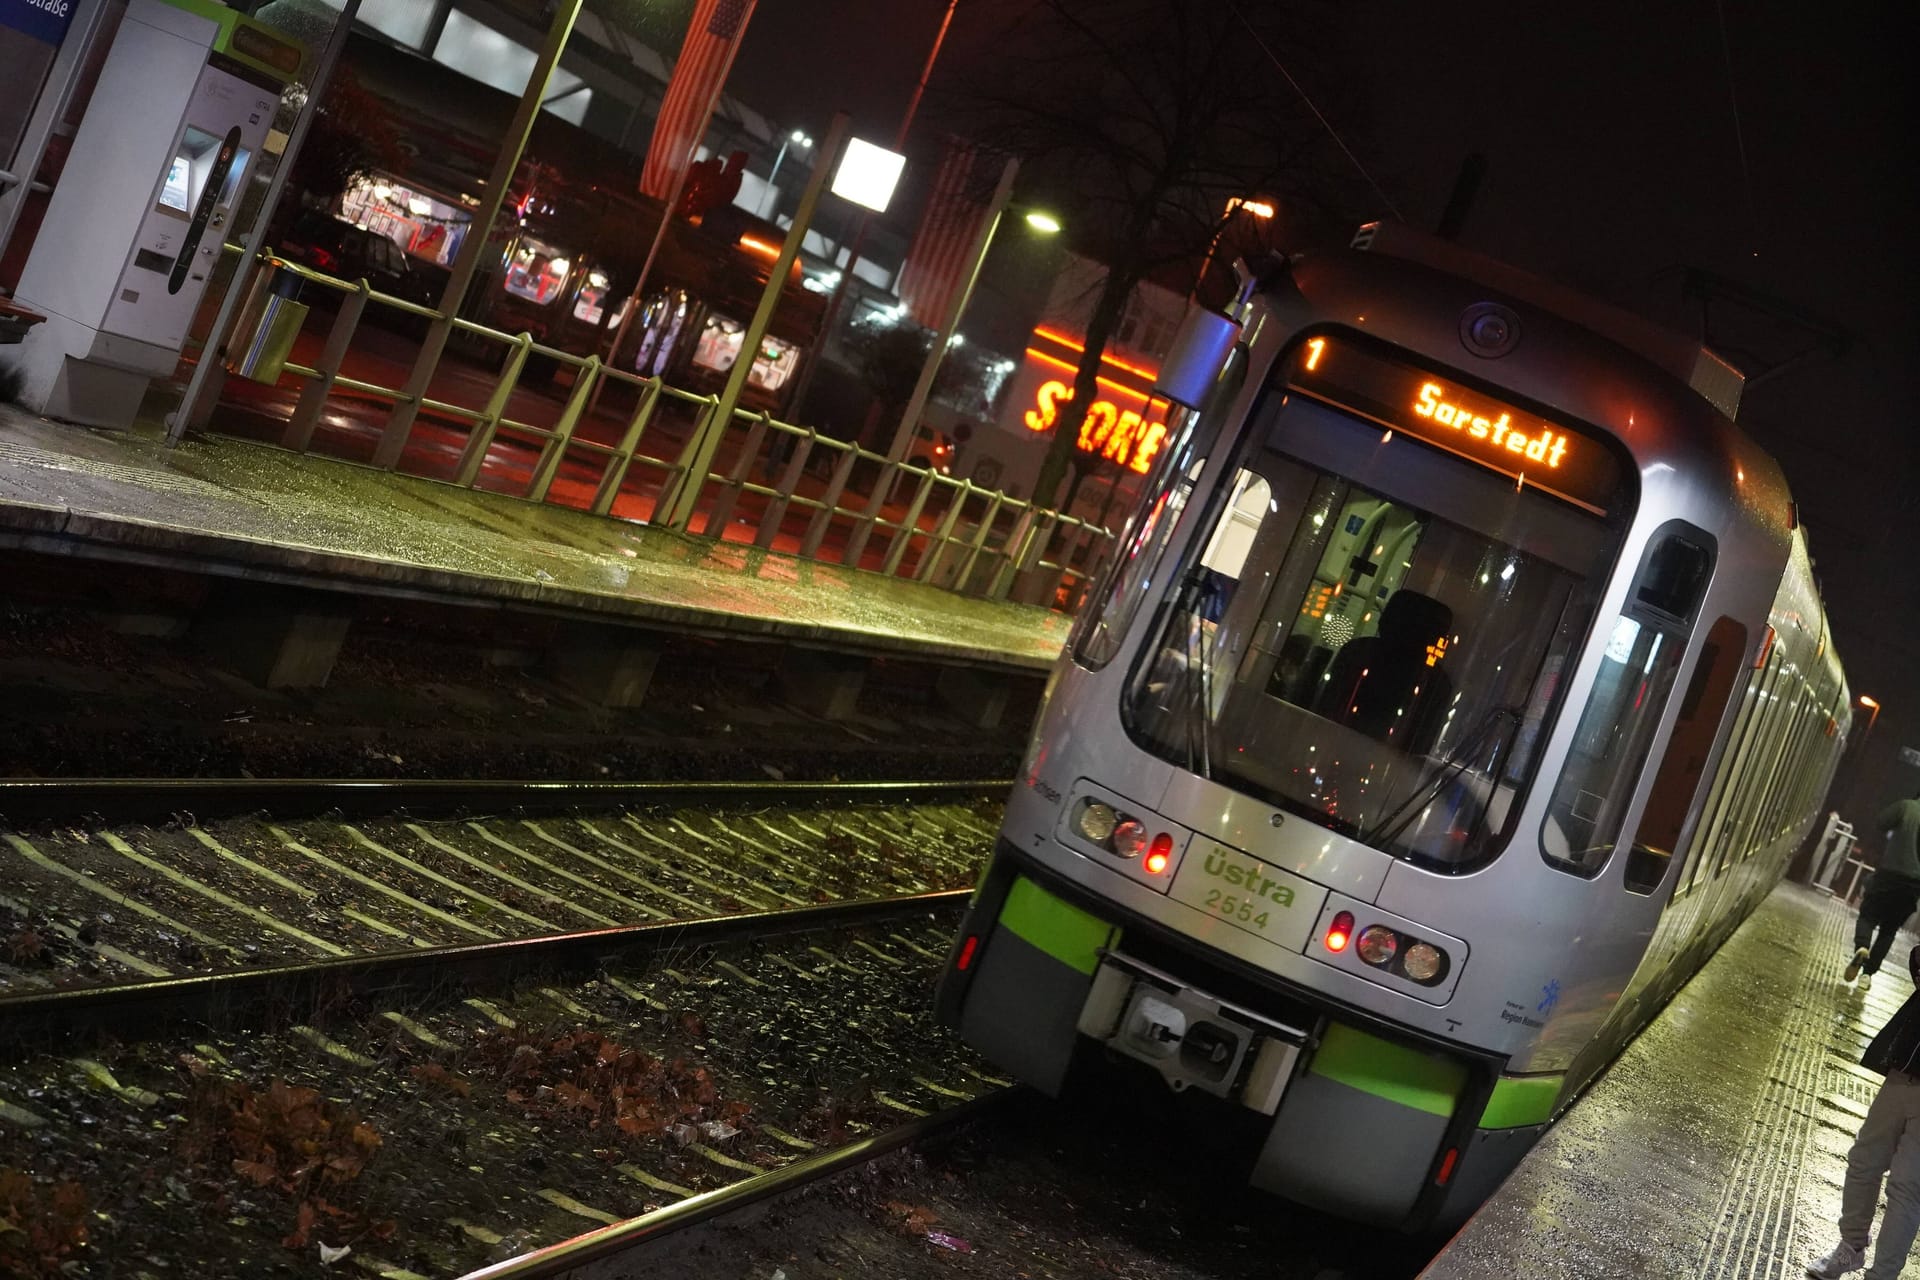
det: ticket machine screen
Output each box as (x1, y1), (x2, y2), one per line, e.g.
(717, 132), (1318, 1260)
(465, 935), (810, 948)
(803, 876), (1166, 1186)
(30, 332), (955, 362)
(156, 126), (250, 217)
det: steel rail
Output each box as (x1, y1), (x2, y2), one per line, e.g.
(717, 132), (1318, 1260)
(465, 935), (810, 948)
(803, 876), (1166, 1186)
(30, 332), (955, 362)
(0, 888), (968, 1050)
(459, 1086), (1022, 1280)
(0, 776), (1011, 826)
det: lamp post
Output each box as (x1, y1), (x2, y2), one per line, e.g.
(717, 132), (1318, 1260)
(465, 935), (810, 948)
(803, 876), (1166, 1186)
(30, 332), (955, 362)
(1844, 693), (1885, 826)
(758, 130), (813, 218)
(1192, 196), (1274, 304)
(882, 167), (1060, 465)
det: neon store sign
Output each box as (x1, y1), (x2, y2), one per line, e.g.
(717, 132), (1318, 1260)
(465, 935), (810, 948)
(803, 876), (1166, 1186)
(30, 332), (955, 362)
(1022, 380), (1169, 474)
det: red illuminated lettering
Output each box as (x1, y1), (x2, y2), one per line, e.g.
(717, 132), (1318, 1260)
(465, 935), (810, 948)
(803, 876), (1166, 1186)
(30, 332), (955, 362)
(1025, 379), (1167, 472)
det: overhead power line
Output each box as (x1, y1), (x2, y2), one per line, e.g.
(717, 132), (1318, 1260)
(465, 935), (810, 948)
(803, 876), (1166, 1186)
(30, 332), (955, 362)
(1222, 0), (1402, 221)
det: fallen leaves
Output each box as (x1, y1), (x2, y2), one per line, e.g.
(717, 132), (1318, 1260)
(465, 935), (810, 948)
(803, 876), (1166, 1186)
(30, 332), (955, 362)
(471, 1027), (751, 1144)
(0, 1168), (90, 1276)
(175, 1074), (391, 1252)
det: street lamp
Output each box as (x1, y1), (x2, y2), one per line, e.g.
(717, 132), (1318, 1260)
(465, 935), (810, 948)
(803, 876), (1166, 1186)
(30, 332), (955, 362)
(758, 129), (814, 218)
(1842, 693), (1886, 824)
(882, 161), (1059, 465)
(1193, 195), (1274, 302)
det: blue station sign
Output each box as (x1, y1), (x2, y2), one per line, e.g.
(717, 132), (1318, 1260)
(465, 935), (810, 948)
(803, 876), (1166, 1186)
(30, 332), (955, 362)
(2, 0), (78, 46)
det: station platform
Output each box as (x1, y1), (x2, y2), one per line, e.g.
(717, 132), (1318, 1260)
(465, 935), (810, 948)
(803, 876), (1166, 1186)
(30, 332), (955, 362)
(1423, 880), (1920, 1279)
(0, 404), (1069, 674)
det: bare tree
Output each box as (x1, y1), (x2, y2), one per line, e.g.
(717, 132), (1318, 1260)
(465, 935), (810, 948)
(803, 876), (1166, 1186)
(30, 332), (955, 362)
(944, 0), (1378, 510)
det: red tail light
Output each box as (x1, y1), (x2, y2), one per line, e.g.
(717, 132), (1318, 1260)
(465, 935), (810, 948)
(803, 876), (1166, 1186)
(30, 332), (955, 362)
(1325, 910), (1355, 952)
(310, 247), (336, 271)
(955, 934), (979, 971)
(1435, 1146), (1459, 1186)
(1143, 832), (1173, 875)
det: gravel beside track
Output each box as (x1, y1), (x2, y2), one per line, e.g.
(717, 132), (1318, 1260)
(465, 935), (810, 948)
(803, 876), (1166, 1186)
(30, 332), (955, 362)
(0, 788), (1003, 997)
(0, 905), (998, 1278)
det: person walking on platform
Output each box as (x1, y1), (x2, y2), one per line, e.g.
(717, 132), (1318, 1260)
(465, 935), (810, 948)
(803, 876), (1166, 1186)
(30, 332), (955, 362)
(1844, 794), (1920, 989)
(1810, 943), (1920, 1279)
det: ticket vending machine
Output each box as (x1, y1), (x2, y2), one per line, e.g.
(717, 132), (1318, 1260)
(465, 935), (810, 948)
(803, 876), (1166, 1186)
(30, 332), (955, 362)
(9, 0), (302, 426)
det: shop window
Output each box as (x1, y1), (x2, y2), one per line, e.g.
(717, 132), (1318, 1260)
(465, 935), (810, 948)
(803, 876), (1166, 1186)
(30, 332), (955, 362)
(692, 314), (746, 372)
(503, 237), (572, 305)
(1544, 525), (1715, 877)
(571, 269), (614, 324)
(746, 335), (799, 392)
(632, 291), (691, 379)
(340, 176), (469, 267)
(1626, 616), (1747, 894)
(689, 315), (800, 392)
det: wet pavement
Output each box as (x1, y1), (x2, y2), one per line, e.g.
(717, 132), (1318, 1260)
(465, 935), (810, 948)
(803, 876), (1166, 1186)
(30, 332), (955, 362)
(1422, 881), (1920, 1280)
(0, 405), (1069, 671)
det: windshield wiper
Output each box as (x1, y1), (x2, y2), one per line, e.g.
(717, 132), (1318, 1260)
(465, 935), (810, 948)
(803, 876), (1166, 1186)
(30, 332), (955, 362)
(1173, 569), (1224, 781)
(1365, 704), (1522, 852)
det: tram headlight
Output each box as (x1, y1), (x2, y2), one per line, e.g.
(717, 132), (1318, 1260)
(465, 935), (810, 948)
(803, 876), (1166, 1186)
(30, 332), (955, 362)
(1110, 819), (1149, 860)
(1403, 942), (1445, 983)
(1356, 924), (1399, 966)
(1077, 801), (1118, 844)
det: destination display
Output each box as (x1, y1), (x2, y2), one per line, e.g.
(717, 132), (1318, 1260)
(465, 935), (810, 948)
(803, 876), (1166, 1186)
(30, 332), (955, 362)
(1286, 334), (1624, 515)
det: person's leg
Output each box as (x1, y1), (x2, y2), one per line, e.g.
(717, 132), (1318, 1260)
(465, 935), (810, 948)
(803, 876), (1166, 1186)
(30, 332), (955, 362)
(1863, 1077), (1920, 1279)
(1867, 919), (1903, 976)
(1864, 886), (1920, 976)
(1852, 876), (1889, 978)
(1841, 1080), (1909, 1255)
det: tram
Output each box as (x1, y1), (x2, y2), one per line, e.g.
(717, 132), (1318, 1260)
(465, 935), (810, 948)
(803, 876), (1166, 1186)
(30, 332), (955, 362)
(936, 221), (1849, 1229)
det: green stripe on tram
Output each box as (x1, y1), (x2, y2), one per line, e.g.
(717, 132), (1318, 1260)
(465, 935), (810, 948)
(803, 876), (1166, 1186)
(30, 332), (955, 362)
(998, 876), (1116, 976)
(1480, 1073), (1564, 1129)
(1309, 1023), (1467, 1118)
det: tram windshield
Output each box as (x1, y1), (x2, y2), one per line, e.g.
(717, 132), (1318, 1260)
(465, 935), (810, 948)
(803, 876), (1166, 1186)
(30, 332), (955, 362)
(1122, 379), (1620, 872)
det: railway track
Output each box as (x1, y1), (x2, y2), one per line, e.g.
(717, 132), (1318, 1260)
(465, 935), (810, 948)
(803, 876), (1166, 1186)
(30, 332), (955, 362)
(0, 777), (1006, 999)
(0, 777), (1016, 1279)
(460, 1086), (1019, 1280)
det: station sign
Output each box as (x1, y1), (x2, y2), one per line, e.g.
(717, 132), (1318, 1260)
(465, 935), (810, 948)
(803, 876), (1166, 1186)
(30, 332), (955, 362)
(2, 0), (78, 46)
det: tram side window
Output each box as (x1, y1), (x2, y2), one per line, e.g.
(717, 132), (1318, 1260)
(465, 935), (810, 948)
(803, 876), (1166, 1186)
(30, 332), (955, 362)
(1626, 616), (1747, 894)
(1543, 527), (1715, 876)
(1074, 349), (1245, 669)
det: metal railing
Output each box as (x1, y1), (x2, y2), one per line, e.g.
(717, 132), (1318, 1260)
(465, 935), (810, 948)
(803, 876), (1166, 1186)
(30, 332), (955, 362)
(207, 254), (1114, 610)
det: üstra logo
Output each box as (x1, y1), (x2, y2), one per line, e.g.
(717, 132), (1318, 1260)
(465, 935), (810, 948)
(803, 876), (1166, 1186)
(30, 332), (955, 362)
(1202, 850), (1296, 908)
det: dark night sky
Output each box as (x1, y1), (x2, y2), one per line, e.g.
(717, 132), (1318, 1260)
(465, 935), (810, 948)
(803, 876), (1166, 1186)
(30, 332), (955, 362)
(728, 2), (1919, 817)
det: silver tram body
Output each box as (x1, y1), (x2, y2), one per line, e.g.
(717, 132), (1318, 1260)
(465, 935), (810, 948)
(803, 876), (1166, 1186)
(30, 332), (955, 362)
(936, 223), (1850, 1229)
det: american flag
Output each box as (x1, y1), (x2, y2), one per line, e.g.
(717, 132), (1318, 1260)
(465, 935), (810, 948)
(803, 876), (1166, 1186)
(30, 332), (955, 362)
(898, 137), (1006, 328)
(637, 0), (758, 201)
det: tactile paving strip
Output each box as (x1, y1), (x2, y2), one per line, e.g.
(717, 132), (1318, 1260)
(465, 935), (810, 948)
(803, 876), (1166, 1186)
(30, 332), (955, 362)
(1695, 893), (1915, 1279)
